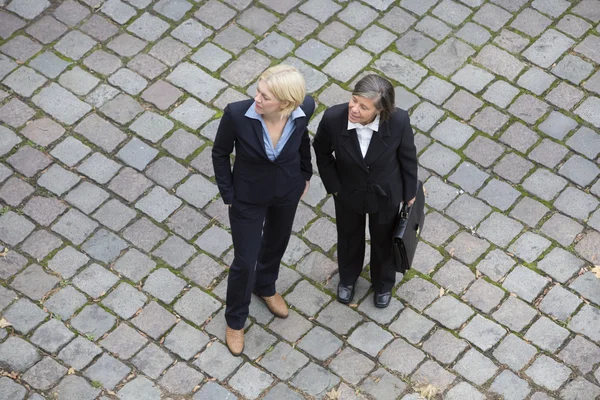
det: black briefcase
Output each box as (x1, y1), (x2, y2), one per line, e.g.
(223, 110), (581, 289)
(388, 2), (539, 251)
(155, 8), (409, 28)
(392, 180), (425, 273)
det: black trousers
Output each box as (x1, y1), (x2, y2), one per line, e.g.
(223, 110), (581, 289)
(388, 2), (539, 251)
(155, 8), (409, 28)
(334, 197), (398, 293)
(225, 182), (304, 330)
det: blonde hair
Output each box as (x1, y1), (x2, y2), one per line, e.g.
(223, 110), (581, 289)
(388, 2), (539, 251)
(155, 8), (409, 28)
(258, 65), (306, 116)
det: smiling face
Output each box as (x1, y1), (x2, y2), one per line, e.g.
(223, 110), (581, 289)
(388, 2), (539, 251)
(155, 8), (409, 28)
(254, 80), (286, 117)
(348, 95), (379, 125)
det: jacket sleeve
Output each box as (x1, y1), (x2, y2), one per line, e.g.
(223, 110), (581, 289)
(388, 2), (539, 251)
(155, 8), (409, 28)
(397, 113), (419, 202)
(300, 96), (316, 181)
(312, 111), (342, 194)
(212, 106), (235, 204)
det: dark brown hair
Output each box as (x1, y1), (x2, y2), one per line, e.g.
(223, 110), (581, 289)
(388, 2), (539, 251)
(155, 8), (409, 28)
(352, 74), (395, 122)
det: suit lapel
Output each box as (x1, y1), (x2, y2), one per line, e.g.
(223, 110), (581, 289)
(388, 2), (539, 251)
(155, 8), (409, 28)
(250, 118), (269, 159)
(363, 119), (390, 166)
(341, 127), (369, 172)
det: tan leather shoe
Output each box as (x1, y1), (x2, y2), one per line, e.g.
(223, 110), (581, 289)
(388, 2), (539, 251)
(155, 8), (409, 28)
(261, 293), (288, 318)
(226, 326), (244, 356)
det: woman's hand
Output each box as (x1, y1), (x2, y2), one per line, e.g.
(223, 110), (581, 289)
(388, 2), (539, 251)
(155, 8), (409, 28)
(407, 196), (416, 207)
(301, 181), (310, 200)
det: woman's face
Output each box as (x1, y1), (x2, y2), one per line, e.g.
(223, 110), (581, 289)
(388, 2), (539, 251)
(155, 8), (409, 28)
(254, 81), (284, 116)
(348, 95), (379, 125)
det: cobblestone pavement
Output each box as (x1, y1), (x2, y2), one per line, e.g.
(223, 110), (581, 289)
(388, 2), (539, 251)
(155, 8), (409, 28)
(0, 0), (600, 399)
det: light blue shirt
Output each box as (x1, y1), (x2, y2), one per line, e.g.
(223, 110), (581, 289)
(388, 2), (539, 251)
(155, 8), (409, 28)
(245, 102), (305, 161)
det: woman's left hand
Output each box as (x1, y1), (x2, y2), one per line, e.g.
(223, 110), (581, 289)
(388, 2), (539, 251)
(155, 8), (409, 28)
(407, 196), (416, 207)
(301, 181), (310, 200)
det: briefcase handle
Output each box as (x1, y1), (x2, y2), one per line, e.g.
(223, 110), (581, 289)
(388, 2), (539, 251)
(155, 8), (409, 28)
(400, 202), (409, 219)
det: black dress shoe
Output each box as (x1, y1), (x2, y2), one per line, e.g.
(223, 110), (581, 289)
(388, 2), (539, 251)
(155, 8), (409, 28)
(374, 292), (391, 308)
(337, 283), (355, 304)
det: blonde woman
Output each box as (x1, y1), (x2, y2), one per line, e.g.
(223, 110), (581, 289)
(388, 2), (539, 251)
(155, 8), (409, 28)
(212, 65), (314, 356)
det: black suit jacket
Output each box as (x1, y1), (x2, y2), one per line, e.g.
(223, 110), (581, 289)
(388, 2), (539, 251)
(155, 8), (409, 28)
(313, 103), (418, 221)
(212, 96), (315, 205)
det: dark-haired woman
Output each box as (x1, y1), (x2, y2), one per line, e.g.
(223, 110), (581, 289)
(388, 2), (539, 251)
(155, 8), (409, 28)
(313, 74), (418, 308)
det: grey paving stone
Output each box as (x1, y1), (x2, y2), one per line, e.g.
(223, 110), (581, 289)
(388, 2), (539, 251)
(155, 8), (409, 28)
(289, 362), (338, 398)
(508, 197), (548, 227)
(0, 98), (36, 129)
(493, 333), (537, 371)
(356, 25), (397, 54)
(21, 117), (65, 148)
(489, 370), (531, 400)
(460, 314), (506, 352)
(509, 232), (551, 263)
(472, 3), (512, 31)
(266, 309), (310, 343)
(116, 138), (159, 172)
(116, 376), (161, 400)
(419, 143), (461, 176)
(26, 15), (67, 44)
(129, 301), (176, 340)
(100, 94), (144, 125)
(164, 321), (209, 361)
(358, 294), (404, 325)
(420, 211), (459, 247)
(129, 113), (174, 145)
(559, 335), (600, 374)
(415, 15), (452, 40)
(257, 342), (308, 381)
(329, 347), (375, 385)
(142, 80), (183, 111)
(432, 0), (472, 26)
(538, 248), (584, 284)
(54, 375), (102, 400)
(476, 250), (515, 283)
(411, 242), (444, 275)
(445, 382), (486, 400)
(92, 199), (136, 232)
(454, 349), (498, 386)
(173, 287), (220, 327)
(313, 301), (361, 337)
(478, 179), (520, 211)
(395, 30), (436, 61)
(511, 7), (552, 37)
(529, 137), (570, 171)
(494, 296), (538, 333)
(127, 54), (167, 80)
(434, 258), (477, 292)
(585, 70), (600, 96)
(517, 68), (555, 96)
(0, 35), (42, 63)
(228, 363), (272, 399)
(569, 304), (600, 341)
(285, 280), (331, 317)
(570, 271), (600, 306)
(523, 169), (567, 201)
(153, 234), (196, 268)
(526, 317), (569, 353)
(0, 336), (42, 373)
(494, 153), (534, 184)
(0, 126), (21, 157)
(0, 211), (35, 246)
(7, 145), (52, 178)
(360, 368), (407, 400)
(464, 278), (505, 313)
(295, 325), (341, 361)
(347, 322), (393, 358)
(193, 341), (242, 381)
(553, 54), (594, 85)
(371, 51), (427, 90)
(524, 29), (574, 68)
(129, 343), (172, 380)
(422, 328), (468, 364)
(100, 323), (148, 360)
(380, 337), (426, 376)
(477, 212), (523, 247)
(84, 353), (131, 390)
(6, 297), (49, 336)
(575, 96), (600, 128)
(499, 122), (539, 154)
(102, 283), (147, 319)
(65, 181), (110, 214)
(20, 230), (63, 261)
(556, 14), (592, 38)
(546, 82), (584, 111)
(336, 1), (377, 30)
(554, 186), (599, 220)
(72, 263), (119, 299)
(46, 247), (88, 280)
(559, 154), (600, 188)
(525, 355), (572, 391)
(167, 206), (209, 240)
(425, 296), (474, 329)
(560, 377), (600, 400)
(0, 10), (26, 39)
(85, 84), (120, 108)
(448, 163), (489, 195)
(567, 126), (600, 160)
(321, 46), (372, 83)
(143, 268), (186, 304)
(122, 220), (165, 256)
(0, 286), (16, 312)
(0, 176), (34, 207)
(411, 360), (456, 392)
(542, 212), (584, 247)
(80, 14), (118, 42)
(0, 376), (26, 399)
(152, 0), (192, 21)
(22, 356), (67, 391)
(3, 66), (47, 98)
(108, 68), (148, 96)
(540, 285), (582, 321)
(318, 21), (356, 49)
(451, 65), (495, 94)
(33, 83), (92, 125)
(126, 12), (169, 43)
(0, 54), (18, 81)
(170, 100), (214, 131)
(108, 168), (153, 204)
(71, 304), (116, 339)
(456, 22), (491, 47)
(0, 249), (27, 281)
(503, 265), (549, 303)
(483, 81), (520, 108)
